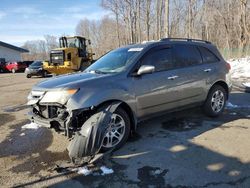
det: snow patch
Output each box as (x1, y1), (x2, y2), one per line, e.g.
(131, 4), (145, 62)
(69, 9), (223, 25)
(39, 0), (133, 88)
(20, 133), (25, 136)
(100, 166), (114, 175)
(226, 102), (250, 109)
(76, 166), (113, 176)
(226, 102), (239, 108)
(21, 122), (41, 129)
(230, 112), (237, 115)
(242, 82), (250, 87)
(184, 125), (191, 129)
(77, 166), (92, 176)
(228, 57), (250, 79)
(154, 169), (162, 175)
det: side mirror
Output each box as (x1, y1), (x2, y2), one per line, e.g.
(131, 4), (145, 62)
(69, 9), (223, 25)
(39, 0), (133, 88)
(137, 65), (155, 76)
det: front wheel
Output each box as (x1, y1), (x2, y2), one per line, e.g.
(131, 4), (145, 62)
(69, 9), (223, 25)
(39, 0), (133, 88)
(203, 85), (227, 117)
(42, 71), (48, 77)
(26, 74), (31, 78)
(101, 107), (130, 151)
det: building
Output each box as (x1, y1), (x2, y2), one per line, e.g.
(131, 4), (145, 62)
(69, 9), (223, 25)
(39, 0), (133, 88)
(0, 41), (29, 62)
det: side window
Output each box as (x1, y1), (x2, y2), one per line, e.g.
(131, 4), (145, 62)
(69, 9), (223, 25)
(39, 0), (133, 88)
(141, 48), (173, 72)
(198, 46), (220, 64)
(173, 44), (202, 67)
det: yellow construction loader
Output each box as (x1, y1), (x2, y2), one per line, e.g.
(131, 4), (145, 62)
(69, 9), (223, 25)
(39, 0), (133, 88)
(43, 36), (94, 75)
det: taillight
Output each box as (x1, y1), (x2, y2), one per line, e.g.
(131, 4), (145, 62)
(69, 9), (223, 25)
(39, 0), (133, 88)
(226, 62), (231, 71)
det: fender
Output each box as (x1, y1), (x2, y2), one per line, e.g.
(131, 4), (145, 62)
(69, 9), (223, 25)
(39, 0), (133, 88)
(67, 88), (137, 113)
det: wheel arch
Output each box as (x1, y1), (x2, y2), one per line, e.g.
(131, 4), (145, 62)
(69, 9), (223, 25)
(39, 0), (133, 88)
(96, 99), (137, 133)
(209, 80), (229, 99)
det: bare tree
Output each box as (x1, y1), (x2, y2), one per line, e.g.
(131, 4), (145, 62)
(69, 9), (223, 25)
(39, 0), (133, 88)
(164, 0), (169, 37)
(145, 0), (151, 41)
(21, 35), (58, 61)
(74, 0), (250, 59)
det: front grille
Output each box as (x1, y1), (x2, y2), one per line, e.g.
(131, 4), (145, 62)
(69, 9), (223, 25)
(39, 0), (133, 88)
(50, 50), (64, 65)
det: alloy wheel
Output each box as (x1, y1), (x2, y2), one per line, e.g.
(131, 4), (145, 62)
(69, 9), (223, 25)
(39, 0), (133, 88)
(102, 113), (126, 148)
(211, 90), (225, 113)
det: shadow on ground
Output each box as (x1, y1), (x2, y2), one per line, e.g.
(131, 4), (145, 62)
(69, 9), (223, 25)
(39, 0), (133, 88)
(0, 113), (16, 126)
(0, 119), (69, 177)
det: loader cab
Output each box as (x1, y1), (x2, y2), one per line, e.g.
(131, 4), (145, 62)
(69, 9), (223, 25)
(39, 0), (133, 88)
(59, 36), (89, 58)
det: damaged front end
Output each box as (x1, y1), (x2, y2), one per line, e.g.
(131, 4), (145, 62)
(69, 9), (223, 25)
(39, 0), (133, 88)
(27, 89), (88, 137)
(27, 89), (121, 163)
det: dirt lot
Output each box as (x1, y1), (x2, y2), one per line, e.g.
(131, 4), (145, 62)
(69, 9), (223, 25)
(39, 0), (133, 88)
(0, 73), (250, 188)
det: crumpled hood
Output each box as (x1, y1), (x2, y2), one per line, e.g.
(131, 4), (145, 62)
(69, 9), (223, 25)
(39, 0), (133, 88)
(33, 72), (109, 91)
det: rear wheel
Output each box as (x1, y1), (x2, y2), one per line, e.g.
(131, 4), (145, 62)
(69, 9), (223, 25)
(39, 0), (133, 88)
(101, 107), (130, 151)
(203, 85), (227, 117)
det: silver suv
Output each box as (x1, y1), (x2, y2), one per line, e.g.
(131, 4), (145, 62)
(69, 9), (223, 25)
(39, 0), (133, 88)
(27, 38), (231, 163)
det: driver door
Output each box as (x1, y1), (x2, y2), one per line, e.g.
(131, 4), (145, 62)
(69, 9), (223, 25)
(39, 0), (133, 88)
(132, 46), (181, 118)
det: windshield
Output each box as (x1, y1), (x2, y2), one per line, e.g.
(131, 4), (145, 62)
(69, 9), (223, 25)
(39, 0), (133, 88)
(30, 61), (42, 66)
(67, 38), (82, 48)
(86, 48), (140, 74)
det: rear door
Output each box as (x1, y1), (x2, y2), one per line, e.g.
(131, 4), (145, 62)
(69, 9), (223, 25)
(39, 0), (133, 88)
(197, 46), (222, 92)
(170, 44), (206, 107)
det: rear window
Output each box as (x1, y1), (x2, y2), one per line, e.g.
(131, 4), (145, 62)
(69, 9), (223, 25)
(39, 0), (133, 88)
(198, 46), (220, 63)
(173, 44), (202, 67)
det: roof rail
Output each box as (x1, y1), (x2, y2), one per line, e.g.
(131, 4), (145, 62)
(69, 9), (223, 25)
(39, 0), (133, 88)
(160, 38), (211, 44)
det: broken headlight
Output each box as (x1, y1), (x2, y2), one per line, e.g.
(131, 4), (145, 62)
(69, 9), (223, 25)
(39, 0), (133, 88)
(40, 89), (79, 105)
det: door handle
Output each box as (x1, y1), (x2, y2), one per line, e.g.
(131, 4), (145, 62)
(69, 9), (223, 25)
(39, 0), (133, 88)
(168, 75), (179, 80)
(204, 68), (212, 72)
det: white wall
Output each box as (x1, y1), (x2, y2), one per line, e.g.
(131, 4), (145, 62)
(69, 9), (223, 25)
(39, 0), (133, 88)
(0, 46), (22, 62)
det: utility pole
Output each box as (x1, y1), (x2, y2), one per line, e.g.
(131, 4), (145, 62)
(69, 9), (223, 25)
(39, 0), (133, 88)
(165, 0), (169, 38)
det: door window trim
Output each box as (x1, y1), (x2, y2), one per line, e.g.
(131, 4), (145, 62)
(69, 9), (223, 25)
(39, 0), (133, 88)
(129, 45), (173, 76)
(197, 46), (220, 64)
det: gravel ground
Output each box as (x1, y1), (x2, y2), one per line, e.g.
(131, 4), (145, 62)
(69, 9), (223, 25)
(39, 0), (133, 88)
(0, 73), (250, 188)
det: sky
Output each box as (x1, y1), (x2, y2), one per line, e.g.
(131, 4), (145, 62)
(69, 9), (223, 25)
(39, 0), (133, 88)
(0, 0), (110, 46)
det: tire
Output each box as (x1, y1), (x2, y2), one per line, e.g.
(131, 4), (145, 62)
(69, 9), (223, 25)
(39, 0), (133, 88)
(26, 74), (31, 78)
(101, 107), (131, 152)
(203, 85), (227, 117)
(12, 69), (15, 73)
(42, 71), (48, 78)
